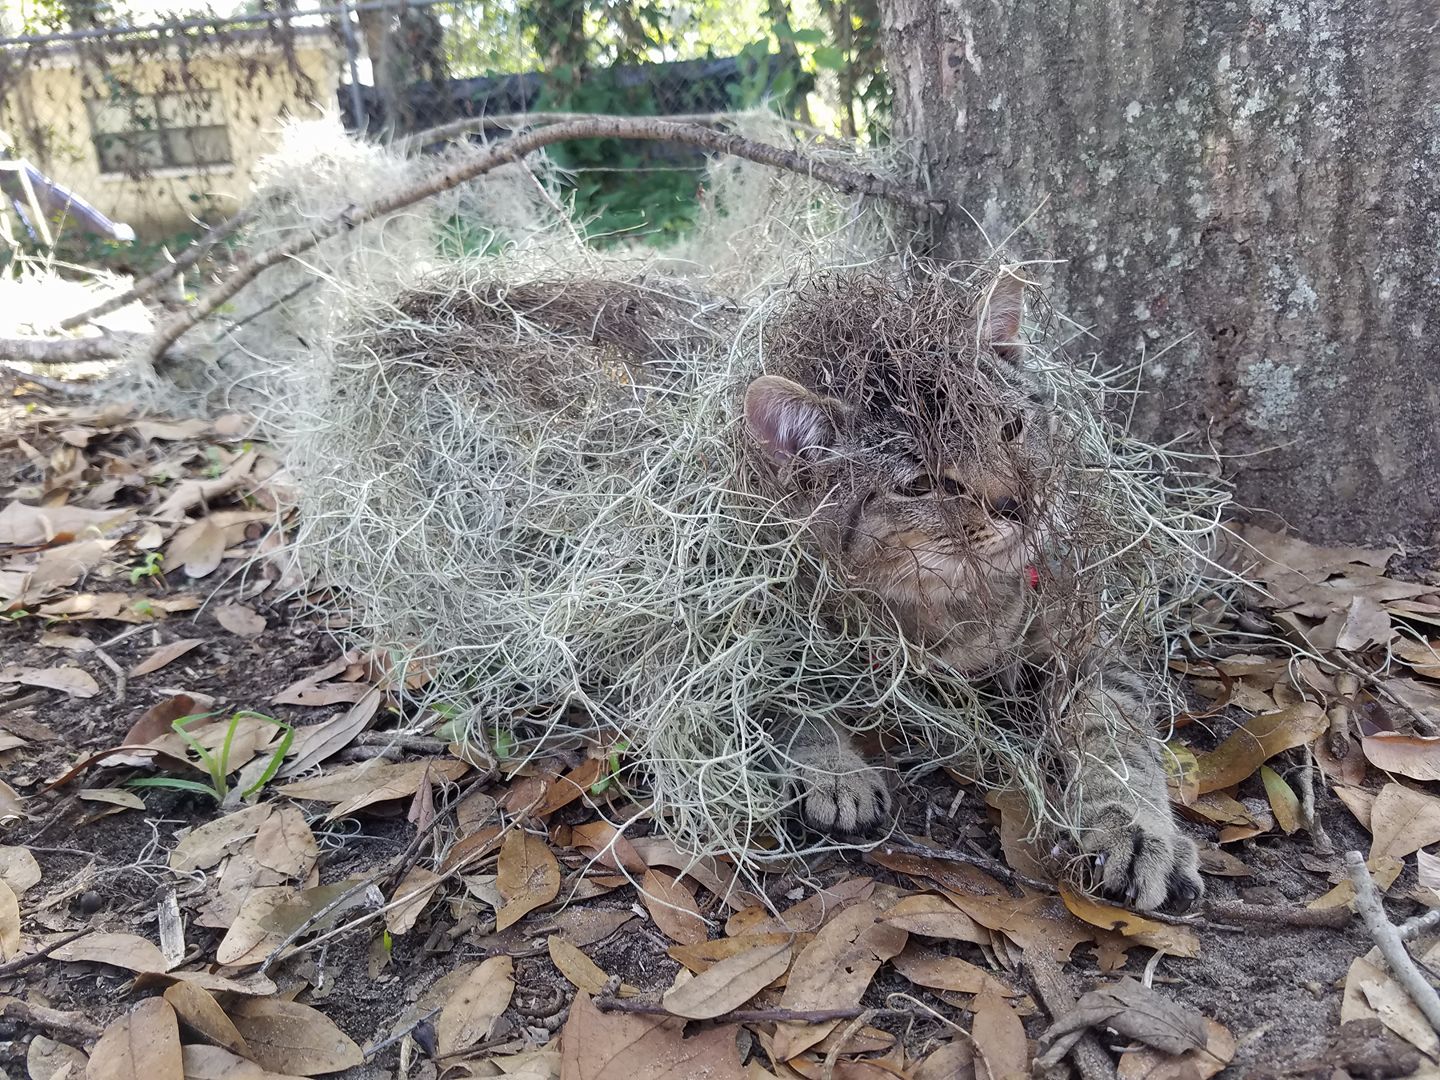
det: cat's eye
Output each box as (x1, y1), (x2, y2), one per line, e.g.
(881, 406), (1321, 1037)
(999, 413), (1025, 442)
(896, 474), (965, 498)
(896, 474), (935, 498)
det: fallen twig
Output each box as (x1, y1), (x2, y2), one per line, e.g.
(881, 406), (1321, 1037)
(145, 117), (943, 363)
(0, 926), (96, 977)
(1346, 850), (1440, 1034)
(0, 332), (142, 365)
(58, 206), (256, 330)
(593, 997), (912, 1024)
(1400, 907), (1440, 942)
(1, 998), (103, 1042)
(1027, 951), (1117, 1080)
(1198, 900), (1351, 930)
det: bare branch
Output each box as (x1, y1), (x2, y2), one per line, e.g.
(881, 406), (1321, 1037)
(58, 207), (255, 331)
(0, 332), (140, 365)
(145, 117), (944, 364)
(1346, 850), (1440, 1035)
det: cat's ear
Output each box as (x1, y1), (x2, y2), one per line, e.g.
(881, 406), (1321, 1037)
(744, 375), (837, 462)
(982, 269), (1026, 361)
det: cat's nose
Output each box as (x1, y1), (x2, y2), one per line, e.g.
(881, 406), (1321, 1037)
(989, 494), (1025, 521)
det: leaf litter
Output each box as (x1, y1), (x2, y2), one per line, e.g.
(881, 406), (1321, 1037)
(2, 381), (1440, 1078)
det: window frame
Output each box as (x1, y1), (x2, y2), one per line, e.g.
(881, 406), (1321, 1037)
(88, 87), (233, 177)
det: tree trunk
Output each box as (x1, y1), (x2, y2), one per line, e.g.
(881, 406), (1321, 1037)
(880, 0), (1440, 544)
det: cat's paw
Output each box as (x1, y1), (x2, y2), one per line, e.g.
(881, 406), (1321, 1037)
(1072, 805), (1203, 913)
(797, 762), (892, 836)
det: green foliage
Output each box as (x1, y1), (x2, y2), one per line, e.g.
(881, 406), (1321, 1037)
(126, 710), (294, 803)
(127, 550), (164, 585)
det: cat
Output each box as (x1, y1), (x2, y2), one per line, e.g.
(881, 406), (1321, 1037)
(739, 268), (1204, 913)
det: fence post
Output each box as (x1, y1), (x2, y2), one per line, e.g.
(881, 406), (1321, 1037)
(337, 0), (367, 133)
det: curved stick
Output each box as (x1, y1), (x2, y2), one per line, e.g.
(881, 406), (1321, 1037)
(144, 117), (944, 364)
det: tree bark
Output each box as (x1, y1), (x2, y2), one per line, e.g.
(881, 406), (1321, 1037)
(880, 0), (1440, 544)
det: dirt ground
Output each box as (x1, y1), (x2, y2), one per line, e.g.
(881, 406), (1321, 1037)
(3, 372), (1439, 1080)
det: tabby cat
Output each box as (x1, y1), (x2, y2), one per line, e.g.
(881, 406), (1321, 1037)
(740, 270), (1203, 913)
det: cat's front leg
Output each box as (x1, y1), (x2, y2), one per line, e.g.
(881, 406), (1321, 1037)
(782, 717), (892, 835)
(1062, 676), (1203, 912)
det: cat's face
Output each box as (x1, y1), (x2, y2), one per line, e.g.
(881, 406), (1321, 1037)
(744, 271), (1053, 612)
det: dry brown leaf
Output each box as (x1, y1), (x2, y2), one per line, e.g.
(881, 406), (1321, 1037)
(548, 935), (618, 995)
(278, 756), (467, 817)
(52, 930), (170, 973)
(1371, 783), (1440, 862)
(27, 1036), (89, 1080)
(971, 993), (1029, 1080)
(1308, 857), (1403, 910)
(640, 869), (708, 946)
(167, 518), (228, 578)
(1337, 596), (1395, 651)
(986, 789), (1054, 882)
(137, 970), (280, 999)
(890, 944), (1020, 996)
(879, 893), (988, 943)
(1196, 848), (1253, 878)
(125, 694), (202, 744)
(37, 630), (95, 656)
(728, 876), (876, 936)
(85, 998), (183, 1080)
(0, 664), (99, 697)
(628, 836), (746, 906)
(275, 690), (385, 780)
(78, 787), (147, 811)
(1117, 1016), (1236, 1080)
(0, 844), (41, 897)
(669, 931), (800, 974)
(227, 997), (363, 1076)
(437, 955), (515, 1056)
(216, 880), (365, 966)
(251, 807), (319, 880)
(912, 1042), (974, 1080)
(661, 939), (793, 1019)
(1362, 732), (1440, 781)
(1259, 765), (1302, 833)
(559, 992), (744, 1080)
(0, 501), (132, 545)
(170, 804), (273, 872)
(941, 890), (1095, 964)
(568, 819), (648, 874)
(0, 778), (24, 822)
(0, 880), (19, 961)
(550, 908), (636, 948)
(1193, 704), (1327, 794)
(130, 639), (204, 677)
(534, 758), (606, 817)
(180, 1045), (307, 1080)
(38, 592), (200, 622)
(1395, 638), (1440, 680)
(1058, 886), (1201, 958)
(215, 604), (267, 638)
(135, 419), (212, 441)
(2, 537), (116, 607)
(1037, 977), (1208, 1068)
(773, 900), (908, 1060)
(1343, 952), (1439, 1057)
(496, 829), (561, 931)
(154, 451), (256, 520)
(866, 847), (1009, 898)
(385, 866), (442, 937)
(162, 982), (250, 1057)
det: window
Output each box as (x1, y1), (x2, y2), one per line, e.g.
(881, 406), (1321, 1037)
(88, 89), (232, 174)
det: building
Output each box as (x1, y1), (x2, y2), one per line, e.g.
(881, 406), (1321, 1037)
(0, 19), (342, 242)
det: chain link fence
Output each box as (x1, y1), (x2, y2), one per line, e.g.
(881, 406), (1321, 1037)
(0, 0), (885, 268)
